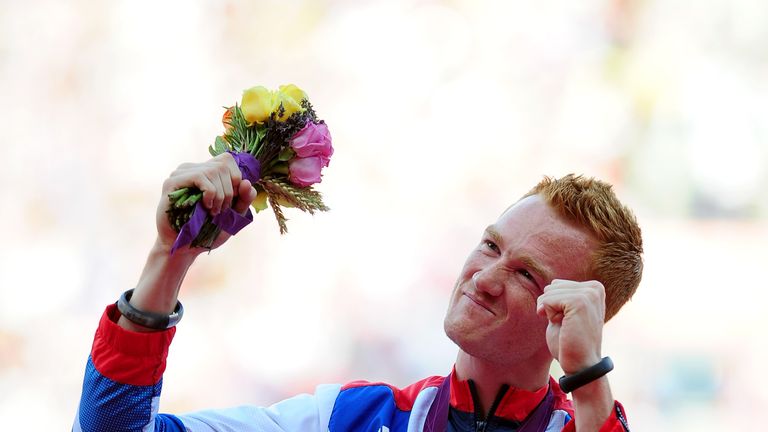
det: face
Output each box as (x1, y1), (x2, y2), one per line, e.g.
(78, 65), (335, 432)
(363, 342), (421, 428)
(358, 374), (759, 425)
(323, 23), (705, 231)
(444, 195), (597, 366)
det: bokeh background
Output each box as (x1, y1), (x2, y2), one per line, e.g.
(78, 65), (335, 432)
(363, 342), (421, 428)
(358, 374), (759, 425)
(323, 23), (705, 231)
(1, 0), (767, 430)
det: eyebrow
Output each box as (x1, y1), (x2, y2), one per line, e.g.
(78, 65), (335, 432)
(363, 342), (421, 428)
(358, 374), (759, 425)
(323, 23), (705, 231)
(485, 226), (552, 283)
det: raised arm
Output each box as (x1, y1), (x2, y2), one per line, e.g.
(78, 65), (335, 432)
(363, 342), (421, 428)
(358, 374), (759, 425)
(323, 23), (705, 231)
(74, 153), (258, 432)
(537, 280), (629, 431)
(119, 153), (258, 332)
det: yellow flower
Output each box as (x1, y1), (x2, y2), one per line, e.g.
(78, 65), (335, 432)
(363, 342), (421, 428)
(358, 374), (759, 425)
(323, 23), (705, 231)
(251, 190), (294, 213)
(251, 189), (269, 213)
(241, 86), (276, 124)
(278, 84), (307, 104)
(275, 84), (307, 120)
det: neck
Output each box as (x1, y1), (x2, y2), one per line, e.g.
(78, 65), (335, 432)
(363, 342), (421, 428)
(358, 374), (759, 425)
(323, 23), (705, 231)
(454, 350), (551, 416)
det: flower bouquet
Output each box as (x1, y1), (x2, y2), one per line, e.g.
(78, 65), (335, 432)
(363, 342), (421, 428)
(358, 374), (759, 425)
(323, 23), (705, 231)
(167, 84), (332, 253)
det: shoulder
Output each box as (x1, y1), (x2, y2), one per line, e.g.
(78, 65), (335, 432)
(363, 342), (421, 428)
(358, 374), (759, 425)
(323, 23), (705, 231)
(329, 376), (445, 431)
(340, 375), (445, 411)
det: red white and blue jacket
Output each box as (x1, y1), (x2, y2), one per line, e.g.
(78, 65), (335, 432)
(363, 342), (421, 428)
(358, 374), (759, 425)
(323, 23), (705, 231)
(74, 304), (630, 431)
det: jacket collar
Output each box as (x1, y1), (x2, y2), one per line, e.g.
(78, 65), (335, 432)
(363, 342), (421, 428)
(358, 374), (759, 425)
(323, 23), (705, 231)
(448, 368), (551, 422)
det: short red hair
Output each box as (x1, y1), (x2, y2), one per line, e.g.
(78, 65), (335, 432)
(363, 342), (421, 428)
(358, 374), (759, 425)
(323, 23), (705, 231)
(523, 174), (643, 321)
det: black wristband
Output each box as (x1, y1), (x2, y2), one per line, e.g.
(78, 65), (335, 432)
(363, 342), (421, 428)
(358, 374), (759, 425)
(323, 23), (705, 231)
(116, 289), (184, 330)
(558, 356), (614, 393)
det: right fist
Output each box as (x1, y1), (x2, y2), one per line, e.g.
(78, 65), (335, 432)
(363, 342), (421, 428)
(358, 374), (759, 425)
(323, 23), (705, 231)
(156, 153), (258, 253)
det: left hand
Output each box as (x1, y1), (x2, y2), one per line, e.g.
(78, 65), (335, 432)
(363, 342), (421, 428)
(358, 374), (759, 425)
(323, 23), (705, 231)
(536, 279), (606, 374)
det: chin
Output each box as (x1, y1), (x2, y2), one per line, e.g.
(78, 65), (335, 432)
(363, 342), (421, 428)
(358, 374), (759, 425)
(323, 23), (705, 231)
(443, 316), (464, 347)
(443, 317), (482, 353)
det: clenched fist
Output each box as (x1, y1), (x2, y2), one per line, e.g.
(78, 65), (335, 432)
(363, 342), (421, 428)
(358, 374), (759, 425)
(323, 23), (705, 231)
(156, 153), (258, 255)
(536, 279), (606, 375)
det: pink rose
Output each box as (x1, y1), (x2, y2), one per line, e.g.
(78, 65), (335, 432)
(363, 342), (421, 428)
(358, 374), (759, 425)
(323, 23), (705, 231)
(289, 122), (333, 167)
(288, 156), (324, 187)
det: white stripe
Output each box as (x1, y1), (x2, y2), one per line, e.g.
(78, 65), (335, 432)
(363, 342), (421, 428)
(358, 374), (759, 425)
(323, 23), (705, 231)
(71, 403), (83, 432)
(406, 386), (439, 432)
(177, 384), (341, 432)
(142, 396), (161, 432)
(545, 409), (571, 432)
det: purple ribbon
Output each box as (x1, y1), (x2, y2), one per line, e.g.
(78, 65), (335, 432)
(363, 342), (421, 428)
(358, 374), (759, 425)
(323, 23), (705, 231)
(422, 373), (555, 432)
(423, 374), (452, 432)
(170, 152), (261, 254)
(517, 386), (554, 432)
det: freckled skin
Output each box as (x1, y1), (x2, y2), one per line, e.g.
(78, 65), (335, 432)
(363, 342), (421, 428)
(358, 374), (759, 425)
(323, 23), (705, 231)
(443, 195), (596, 368)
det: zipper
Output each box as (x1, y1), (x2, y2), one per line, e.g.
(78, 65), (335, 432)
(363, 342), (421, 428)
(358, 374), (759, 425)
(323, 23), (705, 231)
(467, 380), (510, 432)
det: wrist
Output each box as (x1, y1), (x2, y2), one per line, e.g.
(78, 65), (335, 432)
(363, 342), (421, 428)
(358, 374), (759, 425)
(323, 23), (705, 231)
(137, 243), (195, 306)
(571, 374), (610, 399)
(570, 374), (615, 431)
(561, 352), (602, 376)
(117, 239), (197, 333)
(152, 236), (200, 260)
(147, 239), (196, 278)
(118, 288), (184, 330)
(559, 356), (614, 393)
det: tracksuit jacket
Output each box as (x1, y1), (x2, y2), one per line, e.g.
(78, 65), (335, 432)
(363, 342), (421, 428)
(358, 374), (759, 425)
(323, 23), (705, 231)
(73, 304), (630, 431)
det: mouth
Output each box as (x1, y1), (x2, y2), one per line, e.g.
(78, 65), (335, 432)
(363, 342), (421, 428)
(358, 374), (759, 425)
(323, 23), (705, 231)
(463, 292), (496, 315)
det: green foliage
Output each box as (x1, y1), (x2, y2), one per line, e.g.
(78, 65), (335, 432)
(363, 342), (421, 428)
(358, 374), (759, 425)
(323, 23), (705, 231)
(167, 97), (329, 248)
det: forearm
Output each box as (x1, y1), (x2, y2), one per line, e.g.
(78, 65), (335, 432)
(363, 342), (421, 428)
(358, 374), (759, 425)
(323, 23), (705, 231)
(118, 239), (197, 332)
(571, 375), (613, 431)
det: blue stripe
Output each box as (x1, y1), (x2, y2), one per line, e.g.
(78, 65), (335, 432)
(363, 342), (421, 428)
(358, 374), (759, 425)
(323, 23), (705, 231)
(329, 385), (411, 432)
(156, 414), (186, 431)
(78, 356), (164, 432)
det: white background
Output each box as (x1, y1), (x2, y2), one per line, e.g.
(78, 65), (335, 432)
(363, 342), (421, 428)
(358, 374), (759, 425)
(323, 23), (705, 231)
(1, 0), (767, 430)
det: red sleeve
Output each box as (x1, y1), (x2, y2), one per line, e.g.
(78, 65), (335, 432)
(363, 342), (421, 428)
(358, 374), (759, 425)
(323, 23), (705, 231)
(561, 401), (630, 432)
(90, 303), (177, 386)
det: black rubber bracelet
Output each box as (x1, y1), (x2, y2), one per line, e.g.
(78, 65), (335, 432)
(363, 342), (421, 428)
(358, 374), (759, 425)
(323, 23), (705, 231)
(558, 356), (614, 393)
(116, 289), (184, 330)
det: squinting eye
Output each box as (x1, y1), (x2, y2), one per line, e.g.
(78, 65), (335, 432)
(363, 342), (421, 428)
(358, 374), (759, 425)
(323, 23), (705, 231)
(520, 270), (534, 281)
(483, 240), (500, 253)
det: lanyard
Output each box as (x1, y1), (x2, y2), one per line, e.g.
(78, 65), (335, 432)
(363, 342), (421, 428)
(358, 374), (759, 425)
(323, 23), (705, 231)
(423, 374), (452, 432)
(517, 388), (554, 432)
(422, 374), (555, 432)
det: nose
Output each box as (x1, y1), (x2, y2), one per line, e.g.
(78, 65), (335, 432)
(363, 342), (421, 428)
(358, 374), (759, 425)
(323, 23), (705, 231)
(471, 267), (505, 297)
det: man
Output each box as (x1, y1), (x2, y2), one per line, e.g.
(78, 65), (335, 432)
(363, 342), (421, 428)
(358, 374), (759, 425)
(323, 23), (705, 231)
(74, 153), (642, 431)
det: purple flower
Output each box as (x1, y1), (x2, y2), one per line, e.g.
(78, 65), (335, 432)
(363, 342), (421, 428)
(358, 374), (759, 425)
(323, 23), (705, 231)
(289, 156), (324, 187)
(290, 122), (333, 167)
(287, 122), (334, 187)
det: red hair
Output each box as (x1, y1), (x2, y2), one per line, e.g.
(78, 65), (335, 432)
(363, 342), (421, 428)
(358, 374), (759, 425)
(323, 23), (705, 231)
(523, 175), (643, 321)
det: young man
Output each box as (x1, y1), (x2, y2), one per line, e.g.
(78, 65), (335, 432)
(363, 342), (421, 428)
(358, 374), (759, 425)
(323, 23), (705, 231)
(74, 153), (641, 431)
